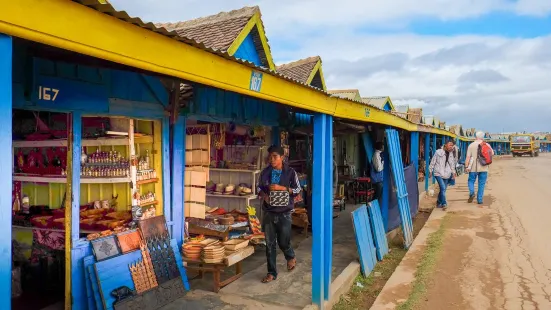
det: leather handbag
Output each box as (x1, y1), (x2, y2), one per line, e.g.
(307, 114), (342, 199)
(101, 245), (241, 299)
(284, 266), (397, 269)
(269, 190), (290, 207)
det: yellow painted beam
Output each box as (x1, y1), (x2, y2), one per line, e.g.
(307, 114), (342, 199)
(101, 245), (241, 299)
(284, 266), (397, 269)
(0, 0), (333, 114)
(227, 13), (276, 71)
(0, 0), (458, 136)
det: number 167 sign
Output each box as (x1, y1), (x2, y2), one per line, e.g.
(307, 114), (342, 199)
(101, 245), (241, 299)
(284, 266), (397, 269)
(249, 71), (263, 92)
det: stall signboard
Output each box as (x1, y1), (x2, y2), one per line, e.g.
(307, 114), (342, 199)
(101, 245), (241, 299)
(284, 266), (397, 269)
(249, 71), (263, 92)
(33, 75), (109, 112)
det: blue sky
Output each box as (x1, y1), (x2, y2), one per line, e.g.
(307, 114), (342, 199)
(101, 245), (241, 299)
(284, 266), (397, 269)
(110, 0), (551, 132)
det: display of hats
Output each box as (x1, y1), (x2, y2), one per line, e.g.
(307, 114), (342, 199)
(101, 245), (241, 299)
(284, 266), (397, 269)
(205, 206), (219, 213)
(240, 187), (252, 196)
(206, 181), (216, 193)
(213, 183), (224, 195)
(224, 184), (235, 195)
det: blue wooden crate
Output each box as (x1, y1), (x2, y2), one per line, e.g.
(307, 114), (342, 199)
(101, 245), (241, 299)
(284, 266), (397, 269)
(368, 201), (389, 261)
(351, 206), (378, 276)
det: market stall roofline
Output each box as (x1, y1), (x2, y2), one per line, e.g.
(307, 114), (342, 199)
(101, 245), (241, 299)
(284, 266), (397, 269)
(0, 0), (455, 136)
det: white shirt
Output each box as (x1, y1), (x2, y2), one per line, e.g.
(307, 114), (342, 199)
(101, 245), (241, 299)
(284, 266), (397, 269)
(372, 150), (384, 172)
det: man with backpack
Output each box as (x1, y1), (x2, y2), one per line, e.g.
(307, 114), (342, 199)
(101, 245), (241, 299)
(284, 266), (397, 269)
(465, 131), (494, 204)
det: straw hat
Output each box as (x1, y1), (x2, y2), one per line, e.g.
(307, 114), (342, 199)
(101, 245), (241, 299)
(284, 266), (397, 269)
(224, 184), (235, 194)
(240, 187), (252, 195)
(215, 183), (224, 193)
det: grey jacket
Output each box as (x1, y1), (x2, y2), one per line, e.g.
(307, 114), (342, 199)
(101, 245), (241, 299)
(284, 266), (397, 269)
(429, 149), (457, 178)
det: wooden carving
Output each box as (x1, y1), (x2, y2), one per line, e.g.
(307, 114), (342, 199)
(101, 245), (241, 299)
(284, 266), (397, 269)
(117, 230), (142, 253)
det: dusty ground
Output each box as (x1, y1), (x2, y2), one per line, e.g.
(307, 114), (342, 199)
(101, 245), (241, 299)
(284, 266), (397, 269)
(414, 154), (551, 310)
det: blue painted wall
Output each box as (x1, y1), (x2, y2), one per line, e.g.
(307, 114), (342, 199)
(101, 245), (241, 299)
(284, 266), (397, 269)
(12, 53), (168, 114)
(187, 84), (280, 126)
(383, 102), (392, 111)
(233, 31), (263, 67)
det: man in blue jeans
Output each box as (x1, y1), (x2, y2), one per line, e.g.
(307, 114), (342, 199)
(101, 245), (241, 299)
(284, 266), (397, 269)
(257, 145), (301, 283)
(465, 131), (494, 204)
(429, 141), (457, 210)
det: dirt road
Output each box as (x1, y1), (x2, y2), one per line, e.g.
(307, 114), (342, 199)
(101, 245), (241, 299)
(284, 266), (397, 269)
(417, 154), (551, 310)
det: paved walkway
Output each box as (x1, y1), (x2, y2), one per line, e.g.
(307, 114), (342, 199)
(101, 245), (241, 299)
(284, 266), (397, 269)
(373, 155), (551, 309)
(162, 204), (361, 309)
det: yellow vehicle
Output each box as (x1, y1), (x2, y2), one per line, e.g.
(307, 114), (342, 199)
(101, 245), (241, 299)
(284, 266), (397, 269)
(510, 134), (539, 157)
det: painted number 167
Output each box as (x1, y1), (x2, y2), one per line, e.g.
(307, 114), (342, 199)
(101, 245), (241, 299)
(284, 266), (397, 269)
(38, 86), (60, 101)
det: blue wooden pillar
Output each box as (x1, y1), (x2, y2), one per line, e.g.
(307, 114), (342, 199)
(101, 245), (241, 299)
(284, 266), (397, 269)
(323, 116), (333, 300)
(70, 112), (82, 247)
(0, 33), (12, 307)
(432, 134), (436, 184)
(312, 113), (327, 308)
(424, 133), (430, 192)
(410, 132), (419, 177)
(382, 142), (391, 231)
(172, 116), (185, 246)
(162, 116), (171, 224)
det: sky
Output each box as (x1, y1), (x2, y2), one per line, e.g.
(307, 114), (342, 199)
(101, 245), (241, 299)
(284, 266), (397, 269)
(109, 0), (551, 133)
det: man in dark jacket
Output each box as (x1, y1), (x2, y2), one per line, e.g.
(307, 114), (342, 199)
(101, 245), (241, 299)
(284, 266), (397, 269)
(257, 145), (301, 283)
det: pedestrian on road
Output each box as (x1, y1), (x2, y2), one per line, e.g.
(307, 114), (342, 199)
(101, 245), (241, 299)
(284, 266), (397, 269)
(257, 145), (301, 283)
(442, 142), (459, 186)
(429, 141), (457, 210)
(371, 141), (384, 207)
(465, 131), (494, 204)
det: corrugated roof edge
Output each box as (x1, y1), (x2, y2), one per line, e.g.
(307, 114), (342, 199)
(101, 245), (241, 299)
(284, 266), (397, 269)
(73, 0), (456, 135)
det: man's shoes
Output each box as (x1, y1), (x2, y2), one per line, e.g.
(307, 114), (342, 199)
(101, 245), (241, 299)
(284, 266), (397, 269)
(468, 195), (475, 203)
(477, 201), (483, 205)
(442, 206), (448, 211)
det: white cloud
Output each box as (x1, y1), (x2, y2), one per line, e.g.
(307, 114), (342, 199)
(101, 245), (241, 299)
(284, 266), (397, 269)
(108, 0), (551, 132)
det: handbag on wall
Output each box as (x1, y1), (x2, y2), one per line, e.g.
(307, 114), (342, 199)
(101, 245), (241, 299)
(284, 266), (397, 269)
(269, 190), (290, 207)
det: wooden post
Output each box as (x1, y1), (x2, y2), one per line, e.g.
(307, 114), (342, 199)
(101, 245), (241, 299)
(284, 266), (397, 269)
(424, 133), (430, 193)
(323, 115), (333, 300)
(65, 111), (82, 309)
(172, 116), (185, 246)
(312, 113), (326, 308)
(129, 119), (138, 206)
(0, 33), (12, 308)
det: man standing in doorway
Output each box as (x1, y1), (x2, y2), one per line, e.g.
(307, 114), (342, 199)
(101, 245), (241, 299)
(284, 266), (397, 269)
(429, 141), (457, 210)
(257, 145), (301, 283)
(465, 131), (494, 204)
(371, 142), (384, 207)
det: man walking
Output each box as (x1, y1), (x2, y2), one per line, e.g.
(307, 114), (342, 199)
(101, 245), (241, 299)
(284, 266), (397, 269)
(429, 141), (457, 210)
(371, 142), (384, 207)
(257, 145), (301, 283)
(465, 131), (494, 204)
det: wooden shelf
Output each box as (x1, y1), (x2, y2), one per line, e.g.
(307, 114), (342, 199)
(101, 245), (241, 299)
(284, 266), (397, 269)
(209, 168), (260, 173)
(13, 175), (131, 184)
(139, 200), (158, 207)
(137, 178), (159, 185)
(12, 225), (99, 234)
(13, 136), (153, 148)
(206, 194), (257, 200)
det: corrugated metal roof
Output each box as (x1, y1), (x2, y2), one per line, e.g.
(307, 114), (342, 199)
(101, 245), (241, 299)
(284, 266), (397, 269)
(329, 89), (362, 101)
(361, 96), (390, 109)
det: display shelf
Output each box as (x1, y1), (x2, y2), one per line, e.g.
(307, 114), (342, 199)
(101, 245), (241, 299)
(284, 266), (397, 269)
(209, 168), (260, 173)
(13, 175), (131, 184)
(206, 193), (256, 199)
(137, 178), (159, 185)
(13, 135), (153, 148)
(139, 200), (158, 207)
